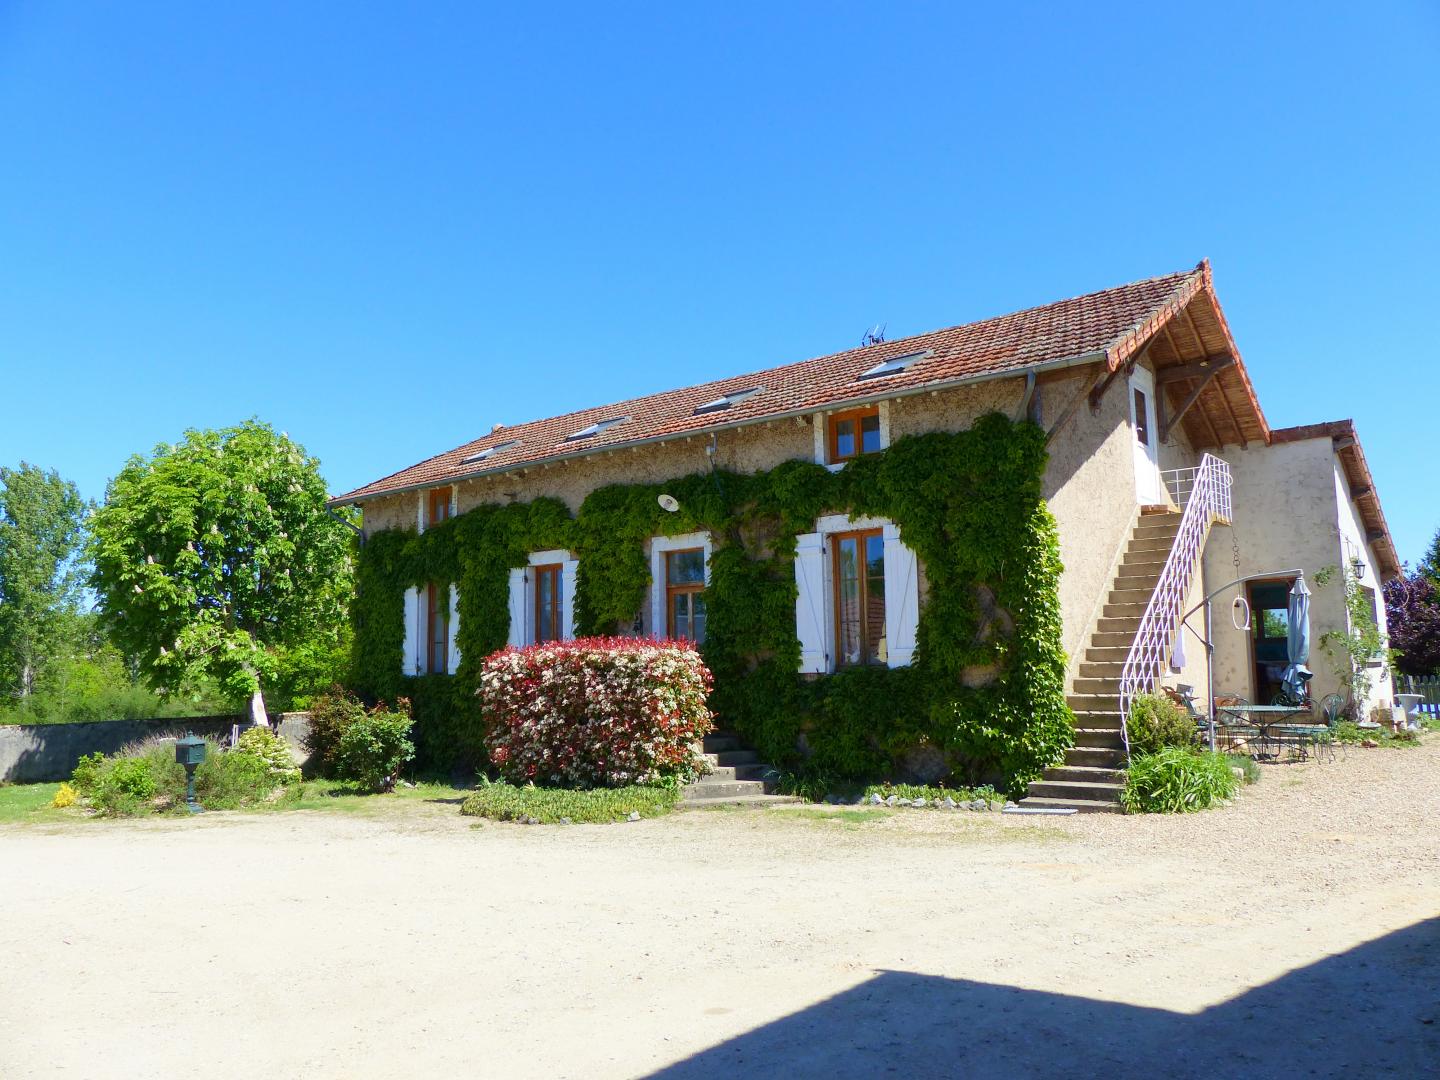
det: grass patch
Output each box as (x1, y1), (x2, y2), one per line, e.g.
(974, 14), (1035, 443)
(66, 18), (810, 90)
(459, 781), (679, 824)
(0, 782), (68, 824)
(288, 778), (472, 814)
(1226, 753), (1261, 785)
(1122, 748), (1237, 814)
(774, 773), (1002, 805)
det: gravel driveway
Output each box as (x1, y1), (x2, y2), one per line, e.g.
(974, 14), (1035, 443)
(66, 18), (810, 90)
(2, 742), (1436, 1079)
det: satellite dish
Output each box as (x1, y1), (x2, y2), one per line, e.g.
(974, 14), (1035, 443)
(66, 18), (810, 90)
(657, 494), (680, 513)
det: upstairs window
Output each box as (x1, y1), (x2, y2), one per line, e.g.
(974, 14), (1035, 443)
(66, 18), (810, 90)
(427, 486), (453, 528)
(694, 387), (764, 415)
(827, 406), (882, 464)
(856, 349), (929, 381)
(665, 548), (707, 643)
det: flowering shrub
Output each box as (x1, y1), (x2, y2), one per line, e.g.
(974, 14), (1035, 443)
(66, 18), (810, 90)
(480, 637), (714, 787)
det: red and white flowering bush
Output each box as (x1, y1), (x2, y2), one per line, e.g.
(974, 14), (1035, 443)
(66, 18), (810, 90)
(480, 637), (714, 787)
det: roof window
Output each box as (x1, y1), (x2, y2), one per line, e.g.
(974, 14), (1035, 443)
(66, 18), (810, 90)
(564, 416), (630, 442)
(693, 387), (764, 415)
(856, 349), (930, 381)
(460, 439), (522, 465)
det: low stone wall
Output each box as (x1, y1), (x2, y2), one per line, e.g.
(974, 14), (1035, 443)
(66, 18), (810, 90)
(0, 713), (313, 785)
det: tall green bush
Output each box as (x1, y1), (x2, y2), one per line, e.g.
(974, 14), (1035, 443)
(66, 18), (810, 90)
(1126, 692), (1199, 756)
(1122, 748), (1237, 814)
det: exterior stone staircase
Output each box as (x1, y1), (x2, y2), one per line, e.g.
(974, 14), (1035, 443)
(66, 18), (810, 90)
(681, 732), (798, 807)
(1021, 509), (1183, 813)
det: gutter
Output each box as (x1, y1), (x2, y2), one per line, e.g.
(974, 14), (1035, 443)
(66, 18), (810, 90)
(329, 348), (1110, 508)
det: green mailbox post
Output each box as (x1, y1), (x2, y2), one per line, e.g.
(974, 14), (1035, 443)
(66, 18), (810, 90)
(174, 733), (207, 814)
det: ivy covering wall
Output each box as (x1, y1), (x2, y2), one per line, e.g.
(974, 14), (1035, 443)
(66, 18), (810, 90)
(348, 412), (1073, 789)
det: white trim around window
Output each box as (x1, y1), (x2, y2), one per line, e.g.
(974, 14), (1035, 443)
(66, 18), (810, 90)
(650, 531), (712, 639)
(811, 401), (892, 470)
(793, 513), (919, 673)
(507, 549), (579, 646)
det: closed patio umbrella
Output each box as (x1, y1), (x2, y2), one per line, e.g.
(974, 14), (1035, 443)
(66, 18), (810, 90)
(1281, 575), (1312, 701)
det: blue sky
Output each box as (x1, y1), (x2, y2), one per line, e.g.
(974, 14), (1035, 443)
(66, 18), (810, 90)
(2, 3), (1437, 564)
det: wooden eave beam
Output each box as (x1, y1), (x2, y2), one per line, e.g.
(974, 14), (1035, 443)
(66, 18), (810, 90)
(1160, 323), (1223, 448)
(1157, 356), (1235, 384)
(1087, 362), (1126, 412)
(1182, 305), (1247, 447)
(1159, 371), (1220, 443)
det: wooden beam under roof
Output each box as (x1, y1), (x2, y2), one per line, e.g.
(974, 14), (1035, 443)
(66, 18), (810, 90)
(1159, 323), (1223, 449)
(1157, 355), (1234, 384)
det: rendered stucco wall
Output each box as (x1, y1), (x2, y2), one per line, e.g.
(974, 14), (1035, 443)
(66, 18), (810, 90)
(1200, 436), (1380, 713)
(1333, 459), (1394, 715)
(1041, 366), (1146, 678)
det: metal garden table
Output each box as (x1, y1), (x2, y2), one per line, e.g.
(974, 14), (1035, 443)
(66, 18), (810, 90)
(1215, 703), (1319, 760)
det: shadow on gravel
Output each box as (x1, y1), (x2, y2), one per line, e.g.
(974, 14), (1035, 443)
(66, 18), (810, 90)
(646, 918), (1439, 1079)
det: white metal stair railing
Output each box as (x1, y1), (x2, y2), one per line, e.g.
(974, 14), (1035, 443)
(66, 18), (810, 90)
(1116, 453), (1233, 756)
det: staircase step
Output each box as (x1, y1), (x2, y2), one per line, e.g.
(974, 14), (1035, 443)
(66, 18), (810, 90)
(1133, 520), (1182, 537)
(1026, 778), (1124, 802)
(682, 779), (774, 801)
(1129, 537), (1177, 554)
(701, 763), (775, 782)
(1084, 645), (1131, 662)
(1073, 727), (1126, 748)
(706, 749), (759, 767)
(679, 793), (802, 809)
(1068, 693), (1122, 713)
(1105, 593), (1152, 610)
(1017, 797), (1124, 815)
(1078, 661), (1125, 679)
(1096, 618), (1141, 635)
(1116, 563), (1165, 581)
(1092, 631), (1137, 648)
(1045, 765), (1125, 784)
(1072, 677), (1121, 695)
(700, 732), (744, 753)
(1103, 602), (1148, 619)
(1066, 746), (1126, 767)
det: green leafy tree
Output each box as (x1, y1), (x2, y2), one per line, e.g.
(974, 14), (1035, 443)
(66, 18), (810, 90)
(89, 421), (354, 724)
(0, 463), (90, 697)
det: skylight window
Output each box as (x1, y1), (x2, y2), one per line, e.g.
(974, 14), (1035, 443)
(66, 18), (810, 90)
(856, 349), (931, 381)
(693, 386), (764, 415)
(564, 416), (630, 442)
(460, 439), (522, 465)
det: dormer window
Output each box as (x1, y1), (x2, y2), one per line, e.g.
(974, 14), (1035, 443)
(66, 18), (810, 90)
(856, 350), (929, 381)
(461, 439), (521, 465)
(694, 387), (764, 415)
(565, 416), (630, 442)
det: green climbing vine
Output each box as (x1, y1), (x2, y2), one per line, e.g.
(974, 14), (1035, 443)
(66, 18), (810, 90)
(348, 412), (1073, 789)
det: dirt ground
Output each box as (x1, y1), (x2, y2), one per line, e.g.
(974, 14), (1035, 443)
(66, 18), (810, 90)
(2, 743), (1437, 1080)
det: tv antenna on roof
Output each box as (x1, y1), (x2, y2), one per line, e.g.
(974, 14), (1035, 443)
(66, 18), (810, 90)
(861, 323), (887, 347)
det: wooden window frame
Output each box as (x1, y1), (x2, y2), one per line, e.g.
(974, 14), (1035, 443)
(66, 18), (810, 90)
(826, 406), (882, 465)
(427, 486), (453, 528)
(665, 547), (706, 642)
(830, 528), (885, 668)
(426, 582), (448, 675)
(533, 563), (562, 645)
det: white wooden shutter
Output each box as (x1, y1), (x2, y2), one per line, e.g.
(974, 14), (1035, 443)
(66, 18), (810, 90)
(402, 587), (422, 676)
(507, 568), (526, 647)
(794, 532), (828, 673)
(882, 523), (919, 668)
(561, 559), (579, 640)
(448, 584), (461, 674)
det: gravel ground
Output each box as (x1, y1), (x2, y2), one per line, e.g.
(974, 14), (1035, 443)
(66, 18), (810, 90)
(1, 740), (1436, 1079)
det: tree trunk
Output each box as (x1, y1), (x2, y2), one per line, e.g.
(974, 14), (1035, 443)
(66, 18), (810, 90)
(247, 688), (270, 728)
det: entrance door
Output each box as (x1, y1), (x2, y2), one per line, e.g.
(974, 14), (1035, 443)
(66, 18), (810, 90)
(1249, 580), (1294, 705)
(1129, 366), (1162, 503)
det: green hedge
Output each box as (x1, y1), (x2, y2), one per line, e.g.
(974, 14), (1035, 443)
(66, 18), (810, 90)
(350, 412), (1072, 791)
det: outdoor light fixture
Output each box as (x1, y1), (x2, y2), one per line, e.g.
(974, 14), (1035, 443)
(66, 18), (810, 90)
(1351, 556), (1366, 582)
(174, 732), (207, 814)
(657, 494), (680, 513)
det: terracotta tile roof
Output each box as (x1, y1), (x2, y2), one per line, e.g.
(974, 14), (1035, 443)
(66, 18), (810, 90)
(334, 263), (1211, 505)
(1270, 420), (1400, 581)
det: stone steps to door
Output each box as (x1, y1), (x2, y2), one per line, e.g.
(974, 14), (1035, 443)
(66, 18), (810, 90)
(682, 731), (795, 807)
